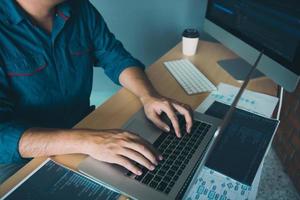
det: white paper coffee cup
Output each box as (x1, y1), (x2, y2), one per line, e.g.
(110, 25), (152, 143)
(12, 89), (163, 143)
(182, 29), (200, 56)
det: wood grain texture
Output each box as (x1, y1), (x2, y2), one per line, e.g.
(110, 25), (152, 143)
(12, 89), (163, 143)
(274, 82), (300, 193)
(0, 40), (277, 197)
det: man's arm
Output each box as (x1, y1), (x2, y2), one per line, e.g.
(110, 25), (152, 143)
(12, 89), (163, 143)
(83, 2), (193, 137)
(0, 58), (159, 175)
(19, 128), (160, 175)
(119, 67), (193, 138)
(19, 128), (87, 158)
(0, 62), (32, 164)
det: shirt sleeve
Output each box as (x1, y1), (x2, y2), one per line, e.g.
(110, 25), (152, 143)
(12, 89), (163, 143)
(0, 63), (31, 164)
(86, 1), (145, 85)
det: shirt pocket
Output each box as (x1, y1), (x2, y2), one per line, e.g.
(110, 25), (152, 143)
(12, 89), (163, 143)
(5, 55), (47, 77)
(69, 42), (92, 57)
(68, 41), (93, 71)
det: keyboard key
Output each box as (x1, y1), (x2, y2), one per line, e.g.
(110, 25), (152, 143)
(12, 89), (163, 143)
(164, 176), (172, 182)
(162, 153), (170, 160)
(174, 160), (182, 166)
(182, 149), (190, 155)
(173, 175), (179, 181)
(165, 187), (172, 194)
(176, 145), (184, 152)
(158, 169), (166, 177)
(181, 163), (187, 169)
(142, 173), (154, 184)
(178, 155), (185, 160)
(149, 181), (158, 188)
(135, 172), (146, 181)
(159, 143), (168, 151)
(169, 181), (175, 188)
(167, 170), (175, 177)
(165, 159), (173, 166)
(184, 158), (190, 164)
(174, 148), (181, 154)
(157, 181), (168, 192)
(169, 144), (176, 149)
(153, 134), (167, 147)
(180, 165), (185, 170)
(153, 175), (162, 183)
(171, 165), (179, 171)
(178, 169), (184, 176)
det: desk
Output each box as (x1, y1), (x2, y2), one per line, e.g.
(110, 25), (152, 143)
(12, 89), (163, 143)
(0, 40), (278, 199)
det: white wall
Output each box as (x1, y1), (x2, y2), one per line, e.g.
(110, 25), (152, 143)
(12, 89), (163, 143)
(90, 0), (207, 106)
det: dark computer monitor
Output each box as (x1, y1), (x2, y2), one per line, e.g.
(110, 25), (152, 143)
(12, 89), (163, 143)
(204, 0), (300, 92)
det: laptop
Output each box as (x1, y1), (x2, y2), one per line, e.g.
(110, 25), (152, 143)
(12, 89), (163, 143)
(78, 110), (221, 200)
(78, 53), (264, 200)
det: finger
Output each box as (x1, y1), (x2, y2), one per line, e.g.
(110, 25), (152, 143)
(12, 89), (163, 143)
(172, 103), (193, 133)
(161, 104), (181, 138)
(113, 155), (143, 175)
(119, 148), (156, 171)
(148, 113), (170, 132)
(123, 140), (159, 165)
(123, 131), (163, 160)
(138, 138), (164, 161)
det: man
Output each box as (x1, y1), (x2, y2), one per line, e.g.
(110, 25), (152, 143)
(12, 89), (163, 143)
(0, 0), (193, 183)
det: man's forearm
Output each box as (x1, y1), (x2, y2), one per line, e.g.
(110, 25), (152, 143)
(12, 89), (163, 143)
(119, 67), (159, 101)
(19, 128), (91, 158)
(19, 128), (161, 175)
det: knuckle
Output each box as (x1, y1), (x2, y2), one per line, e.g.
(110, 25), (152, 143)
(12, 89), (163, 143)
(117, 138), (128, 146)
(162, 99), (168, 104)
(123, 131), (131, 136)
(111, 144), (121, 152)
(139, 144), (150, 154)
(139, 144), (147, 151)
(163, 100), (171, 106)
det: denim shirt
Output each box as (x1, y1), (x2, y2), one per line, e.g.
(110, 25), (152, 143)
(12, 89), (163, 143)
(0, 0), (144, 163)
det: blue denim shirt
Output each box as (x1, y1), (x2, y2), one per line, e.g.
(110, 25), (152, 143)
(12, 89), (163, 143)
(0, 0), (144, 164)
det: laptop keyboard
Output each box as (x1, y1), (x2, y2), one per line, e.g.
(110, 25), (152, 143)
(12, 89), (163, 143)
(126, 116), (211, 194)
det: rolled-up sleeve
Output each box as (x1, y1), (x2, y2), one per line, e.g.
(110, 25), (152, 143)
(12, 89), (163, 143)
(0, 64), (31, 164)
(87, 2), (145, 85)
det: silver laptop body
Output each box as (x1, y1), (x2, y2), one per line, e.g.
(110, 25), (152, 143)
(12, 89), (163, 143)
(78, 110), (221, 200)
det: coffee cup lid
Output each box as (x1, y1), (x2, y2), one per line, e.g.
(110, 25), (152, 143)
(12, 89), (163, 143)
(182, 29), (199, 38)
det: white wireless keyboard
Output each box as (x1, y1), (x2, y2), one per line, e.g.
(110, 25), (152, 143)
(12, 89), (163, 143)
(164, 59), (217, 95)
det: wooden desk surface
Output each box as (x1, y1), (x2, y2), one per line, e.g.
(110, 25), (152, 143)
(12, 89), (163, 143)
(0, 40), (278, 197)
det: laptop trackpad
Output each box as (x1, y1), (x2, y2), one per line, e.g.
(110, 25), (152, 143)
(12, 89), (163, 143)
(123, 117), (161, 144)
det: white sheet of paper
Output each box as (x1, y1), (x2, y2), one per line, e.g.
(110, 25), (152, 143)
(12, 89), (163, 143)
(196, 83), (278, 118)
(185, 164), (263, 200)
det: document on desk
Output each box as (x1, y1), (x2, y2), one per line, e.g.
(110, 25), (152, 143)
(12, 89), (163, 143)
(2, 159), (120, 200)
(196, 83), (279, 118)
(186, 165), (262, 200)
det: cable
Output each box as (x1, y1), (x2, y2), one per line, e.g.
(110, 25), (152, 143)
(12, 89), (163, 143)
(276, 86), (284, 120)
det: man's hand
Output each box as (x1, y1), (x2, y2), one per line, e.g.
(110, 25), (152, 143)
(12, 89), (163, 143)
(118, 67), (193, 137)
(141, 95), (193, 138)
(20, 128), (161, 176)
(85, 130), (162, 175)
